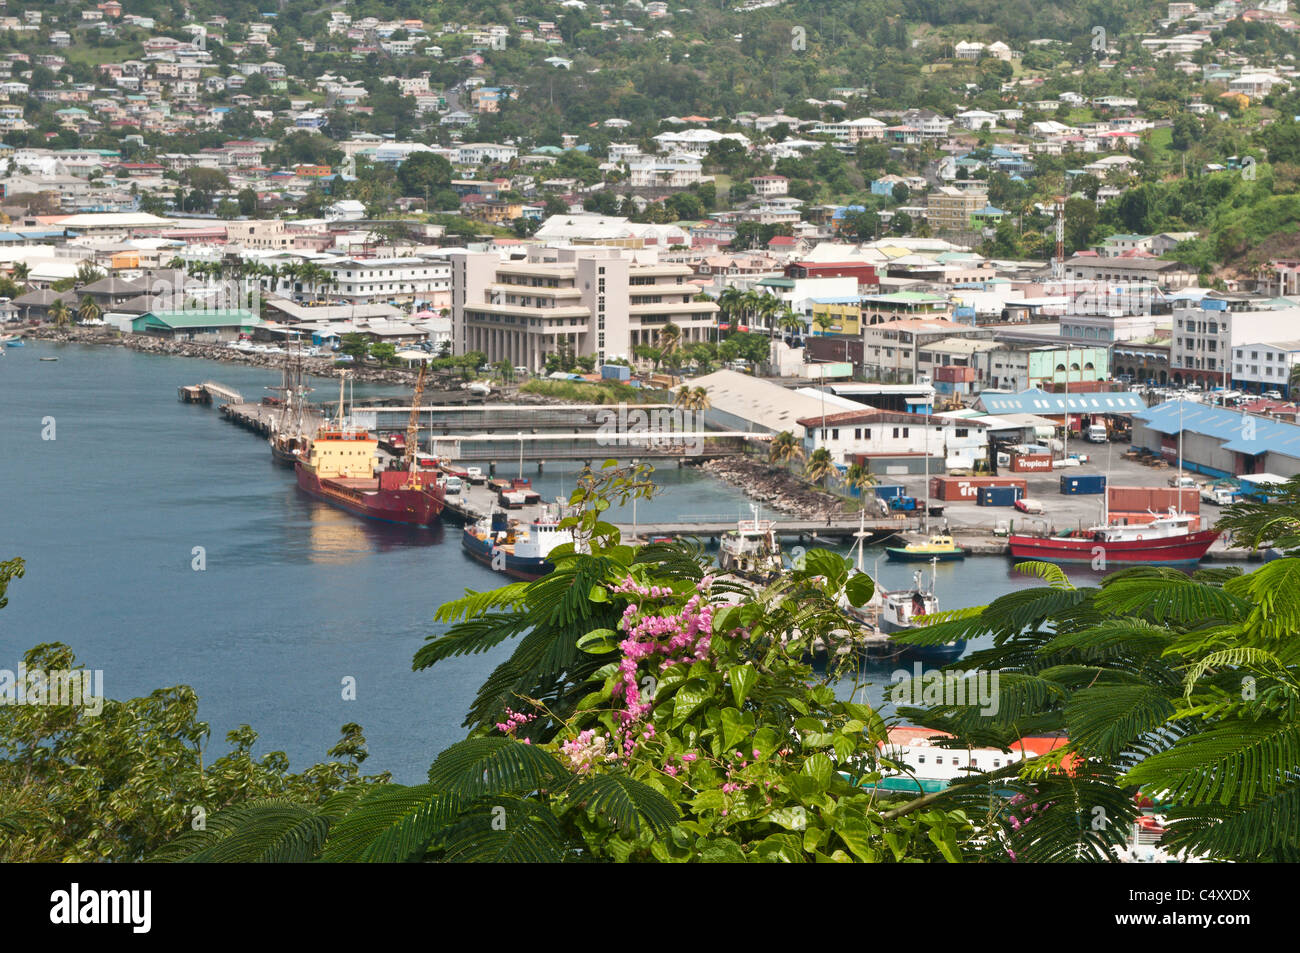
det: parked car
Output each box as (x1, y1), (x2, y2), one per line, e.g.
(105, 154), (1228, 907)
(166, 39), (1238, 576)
(1263, 389), (1283, 400)
(1168, 475), (1198, 489)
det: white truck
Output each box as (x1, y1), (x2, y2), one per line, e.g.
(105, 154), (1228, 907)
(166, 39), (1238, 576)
(1086, 423), (1109, 443)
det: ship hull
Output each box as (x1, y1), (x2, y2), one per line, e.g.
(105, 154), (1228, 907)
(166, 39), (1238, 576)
(1007, 529), (1220, 566)
(295, 463), (444, 526)
(885, 548), (965, 563)
(461, 528), (552, 580)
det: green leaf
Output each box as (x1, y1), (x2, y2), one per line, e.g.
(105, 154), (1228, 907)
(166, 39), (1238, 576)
(427, 738), (568, 799)
(569, 773), (679, 834)
(835, 812), (878, 863)
(801, 753), (834, 792)
(845, 572), (875, 607)
(587, 584), (609, 603)
(670, 679), (711, 729)
(720, 707), (752, 752)
(729, 663), (757, 708)
(576, 628), (620, 654)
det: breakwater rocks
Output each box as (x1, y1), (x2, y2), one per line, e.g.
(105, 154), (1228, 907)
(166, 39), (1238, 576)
(25, 326), (424, 385)
(703, 456), (844, 519)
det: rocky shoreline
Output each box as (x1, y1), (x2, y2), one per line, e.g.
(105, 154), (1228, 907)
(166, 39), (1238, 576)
(24, 325), (430, 386)
(702, 455), (846, 519)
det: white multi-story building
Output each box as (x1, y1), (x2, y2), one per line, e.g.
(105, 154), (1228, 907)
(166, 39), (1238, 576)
(1232, 340), (1300, 395)
(810, 116), (886, 143)
(795, 407), (990, 471)
(454, 142), (519, 166)
(318, 256), (452, 305)
(1172, 293), (1300, 388)
(451, 246), (719, 370)
(627, 153), (703, 189)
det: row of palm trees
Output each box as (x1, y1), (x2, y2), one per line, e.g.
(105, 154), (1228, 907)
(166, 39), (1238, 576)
(716, 287), (804, 339)
(166, 257), (340, 300)
(672, 384), (710, 411)
(768, 429), (876, 495)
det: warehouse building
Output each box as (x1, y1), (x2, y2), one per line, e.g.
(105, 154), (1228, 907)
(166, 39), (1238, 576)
(1131, 399), (1300, 479)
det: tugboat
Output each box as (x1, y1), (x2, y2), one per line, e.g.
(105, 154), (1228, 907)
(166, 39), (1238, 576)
(462, 505), (574, 580)
(885, 534), (965, 562)
(717, 506), (783, 583)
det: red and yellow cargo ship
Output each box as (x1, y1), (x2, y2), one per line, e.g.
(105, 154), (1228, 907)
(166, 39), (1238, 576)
(295, 425), (445, 526)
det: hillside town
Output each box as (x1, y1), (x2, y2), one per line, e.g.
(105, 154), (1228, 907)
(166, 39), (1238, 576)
(6, 0), (1300, 878)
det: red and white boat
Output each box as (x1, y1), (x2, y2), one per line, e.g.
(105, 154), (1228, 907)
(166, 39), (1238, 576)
(1008, 510), (1219, 567)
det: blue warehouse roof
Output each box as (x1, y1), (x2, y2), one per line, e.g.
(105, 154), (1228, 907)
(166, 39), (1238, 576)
(980, 388), (1146, 415)
(1134, 399), (1300, 457)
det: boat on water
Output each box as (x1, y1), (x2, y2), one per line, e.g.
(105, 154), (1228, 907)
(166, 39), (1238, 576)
(886, 533), (965, 563)
(294, 369), (445, 526)
(462, 506), (574, 580)
(717, 508), (783, 582)
(268, 343), (314, 467)
(870, 726), (1071, 795)
(39, 356), (58, 361)
(875, 566), (967, 665)
(6, 338), (25, 347)
(1008, 510), (1219, 567)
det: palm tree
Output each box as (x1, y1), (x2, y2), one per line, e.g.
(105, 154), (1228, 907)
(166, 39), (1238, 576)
(689, 386), (710, 411)
(673, 384), (692, 410)
(814, 313), (835, 337)
(804, 447), (836, 488)
(756, 293), (779, 338)
(11, 261), (30, 286)
(717, 286), (744, 331)
(844, 462), (876, 496)
(49, 299), (71, 329)
(778, 309), (803, 340)
(656, 322), (681, 367)
(769, 430), (804, 466)
(739, 289), (762, 330)
(78, 294), (101, 325)
(1289, 363), (1300, 400)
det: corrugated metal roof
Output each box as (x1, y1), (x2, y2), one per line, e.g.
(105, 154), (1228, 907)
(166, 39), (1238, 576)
(1134, 399), (1300, 458)
(980, 388), (1146, 415)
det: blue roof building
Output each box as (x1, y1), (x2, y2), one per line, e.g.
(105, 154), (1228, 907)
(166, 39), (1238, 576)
(1132, 399), (1300, 479)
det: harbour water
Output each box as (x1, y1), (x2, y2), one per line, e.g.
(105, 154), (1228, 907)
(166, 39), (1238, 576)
(0, 341), (1225, 781)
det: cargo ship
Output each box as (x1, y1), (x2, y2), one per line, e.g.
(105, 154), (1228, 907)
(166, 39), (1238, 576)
(294, 368), (445, 526)
(1007, 511), (1218, 566)
(462, 507), (574, 580)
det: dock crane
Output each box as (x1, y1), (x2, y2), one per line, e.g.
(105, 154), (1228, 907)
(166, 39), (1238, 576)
(401, 360), (428, 485)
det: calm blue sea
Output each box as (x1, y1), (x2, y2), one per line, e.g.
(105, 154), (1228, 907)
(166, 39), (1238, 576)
(0, 340), (1210, 781)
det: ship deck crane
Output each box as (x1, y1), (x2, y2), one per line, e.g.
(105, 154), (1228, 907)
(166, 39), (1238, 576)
(402, 361), (428, 479)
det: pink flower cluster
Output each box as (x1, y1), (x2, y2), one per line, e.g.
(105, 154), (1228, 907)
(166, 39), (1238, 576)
(560, 729), (618, 774)
(610, 575), (718, 736)
(496, 707), (536, 736)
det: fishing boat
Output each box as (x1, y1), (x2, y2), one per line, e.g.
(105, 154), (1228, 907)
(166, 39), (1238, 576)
(885, 534), (965, 562)
(874, 565), (967, 665)
(39, 356), (58, 361)
(462, 506), (574, 580)
(1008, 510), (1218, 566)
(6, 337), (25, 347)
(717, 507), (783, 582)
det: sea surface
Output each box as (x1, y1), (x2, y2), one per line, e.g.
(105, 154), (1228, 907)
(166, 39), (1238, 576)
(0, 340), (1223, 781)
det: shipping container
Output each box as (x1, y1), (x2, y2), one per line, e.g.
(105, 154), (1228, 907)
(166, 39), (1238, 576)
(1010, 453), (1053, 473)
(1106, 486), (1199, 515)
(1060, 474), (1107, 495)
(601, 364), (632, 381)
(930, 476), (1028, 501)
(873, 484), (906, 501)
(977, 485), (1024, 506)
